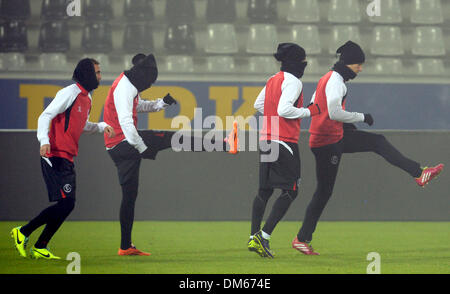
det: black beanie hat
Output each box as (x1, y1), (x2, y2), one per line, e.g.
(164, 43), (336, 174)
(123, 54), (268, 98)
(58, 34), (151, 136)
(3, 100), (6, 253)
(124, 54), (158, 92)
(72, 58), (99, 92)
(274, 43), (306, 63)
(336, 41), (365, 65)
(274, 43), (307, 78)
(132, 53), (146, 66)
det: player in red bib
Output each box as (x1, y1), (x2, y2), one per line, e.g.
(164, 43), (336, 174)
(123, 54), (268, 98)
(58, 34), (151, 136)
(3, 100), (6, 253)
(291, 41), (444, 256)
(247, 43), (321, 258)
(11, 58), (115, 260)
(104, 54), (237, 256)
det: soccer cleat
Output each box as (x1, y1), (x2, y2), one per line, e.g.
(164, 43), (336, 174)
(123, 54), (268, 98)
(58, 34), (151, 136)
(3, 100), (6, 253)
(118, 245), (151, 256)
(10, 227), (29, 258)
(30, 246), (61, 260)
(253, 231), (274, 258)
(247, 238), (261, 254)
(292, 237), (319, 255)
(415, 164), (444, 187)
(224, 121), (239, 154)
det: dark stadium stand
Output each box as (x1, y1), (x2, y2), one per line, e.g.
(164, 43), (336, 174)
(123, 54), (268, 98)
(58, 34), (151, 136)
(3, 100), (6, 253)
(0, 0), (448, 78)
(38, 20), (70, 52)
(123, 0), (154, 22)
(0, 0), (30, 21)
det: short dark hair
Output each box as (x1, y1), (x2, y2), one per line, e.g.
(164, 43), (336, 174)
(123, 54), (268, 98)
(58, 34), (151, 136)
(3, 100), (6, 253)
(90, 58), (100, 65)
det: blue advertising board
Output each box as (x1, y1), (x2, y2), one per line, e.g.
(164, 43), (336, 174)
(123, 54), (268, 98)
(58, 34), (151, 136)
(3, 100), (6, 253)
(1, 78), (449, 130)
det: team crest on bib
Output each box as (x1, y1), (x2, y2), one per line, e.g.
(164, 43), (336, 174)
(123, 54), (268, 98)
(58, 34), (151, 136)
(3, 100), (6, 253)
(63, 184), (72, 193)
(331, 155), (339, 165)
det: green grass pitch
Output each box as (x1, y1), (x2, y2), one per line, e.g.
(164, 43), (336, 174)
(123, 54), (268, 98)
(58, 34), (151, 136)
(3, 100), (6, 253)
(1, 221), (449, 274)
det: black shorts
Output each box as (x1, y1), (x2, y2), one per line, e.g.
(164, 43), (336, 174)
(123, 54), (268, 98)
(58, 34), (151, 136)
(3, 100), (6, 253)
(40, 156), (76, 202)
(108, 130), (175, 186)
(259, 141), (301, 191)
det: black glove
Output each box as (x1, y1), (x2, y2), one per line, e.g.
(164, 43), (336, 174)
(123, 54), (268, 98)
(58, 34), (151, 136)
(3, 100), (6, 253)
(141, 146), (158, 160)
(163, 93), (177, 105)
(364, 113), (374, 126)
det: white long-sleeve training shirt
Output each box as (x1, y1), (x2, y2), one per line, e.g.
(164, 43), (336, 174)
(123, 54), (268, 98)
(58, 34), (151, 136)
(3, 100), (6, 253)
(109, 74), (168, 152)
(310, 71), (365, 123)
(254, 72), (311, 119)
(37, 83), (108, 147)
(253, 71), (311, 154)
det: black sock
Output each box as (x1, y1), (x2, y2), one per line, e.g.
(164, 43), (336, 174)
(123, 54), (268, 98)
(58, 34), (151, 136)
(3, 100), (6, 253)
(250, 189), (273, 235)
(120, 183), (138, 250)
(414, 167), (424, 178)
(251, 196), (268, 235)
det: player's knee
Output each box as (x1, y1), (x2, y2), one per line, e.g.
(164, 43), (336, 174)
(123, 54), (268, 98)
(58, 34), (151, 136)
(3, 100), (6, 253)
(373, 134), (387, 150)
(282, 189), (298, 201)
(121, 194), (138, 208)
(257, 188), (274, 202)
(121, 183), (139, 201)
(315, 185), (333, 198)
(58, 197), (75, 215)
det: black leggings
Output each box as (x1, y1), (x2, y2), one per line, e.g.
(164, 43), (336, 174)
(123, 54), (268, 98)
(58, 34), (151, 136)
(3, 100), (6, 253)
(20, 197), (75, 248)
(297, 129), (422, 242)
(251, 188), (298, 236)
(109, 130), (228, 249)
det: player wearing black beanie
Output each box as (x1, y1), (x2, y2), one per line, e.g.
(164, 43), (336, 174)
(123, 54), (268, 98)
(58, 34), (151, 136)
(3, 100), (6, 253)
(291, 41), (444, 255)
(104, 54), (237, 256)
(247, 43), (321, 258)
(123, 53), (159, 93)
(274, 43), (308, 78)
(332, 41), (366, 82)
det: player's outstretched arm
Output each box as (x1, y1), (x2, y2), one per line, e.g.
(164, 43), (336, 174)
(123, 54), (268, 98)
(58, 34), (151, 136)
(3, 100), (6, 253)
(137, 93), (177, 113)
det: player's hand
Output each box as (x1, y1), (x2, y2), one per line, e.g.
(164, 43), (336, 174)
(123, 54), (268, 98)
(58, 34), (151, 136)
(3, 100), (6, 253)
(40, 144), (51, 157)
(163, 93), (177, 105)
(104, 126), (116, 138)
(141, 146), (158, 160)
(307, 103), (321, 117)
(364, 113), (374, 126)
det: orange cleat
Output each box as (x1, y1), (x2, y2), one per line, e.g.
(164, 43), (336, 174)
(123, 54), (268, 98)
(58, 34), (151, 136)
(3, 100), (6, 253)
(118, 246), (151, 256)
(225, 121), (239, 154)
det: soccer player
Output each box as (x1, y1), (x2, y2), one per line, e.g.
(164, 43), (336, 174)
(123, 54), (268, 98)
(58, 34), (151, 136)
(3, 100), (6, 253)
(104, 53), (237, 256)
(291, 41), (444, 255)
(247, 43), (321, 258)
(10, 58), (115, 260)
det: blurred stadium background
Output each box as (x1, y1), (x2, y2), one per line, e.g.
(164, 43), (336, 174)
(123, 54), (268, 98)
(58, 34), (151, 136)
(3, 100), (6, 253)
(0, 0), (449, 222)
(0, 0), (449, 79)
(0, 0), (449, 275)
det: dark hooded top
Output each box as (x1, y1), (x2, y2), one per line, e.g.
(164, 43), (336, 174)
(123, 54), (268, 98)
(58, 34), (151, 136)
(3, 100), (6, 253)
(72, 58), (99, 92)
(124, 54), (158, 92)
(131, 53), (146, 66)
(273, 42), (308, 79)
